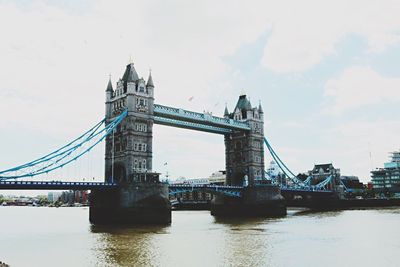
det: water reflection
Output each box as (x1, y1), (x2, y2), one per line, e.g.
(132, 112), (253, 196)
(213, 217), (277, 266)
(291, 209), (343, 218)
(89, 211), (285, 267)
(213, 216), (281, 226)
(90, 225), (168, 267)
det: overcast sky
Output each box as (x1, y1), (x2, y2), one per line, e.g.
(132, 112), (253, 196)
(1, 0), (400, 193)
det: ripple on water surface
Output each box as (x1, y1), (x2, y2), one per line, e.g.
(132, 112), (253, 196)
(0, 207), (399, 267)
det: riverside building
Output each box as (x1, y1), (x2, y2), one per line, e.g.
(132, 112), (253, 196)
(371, 151), (400, 193)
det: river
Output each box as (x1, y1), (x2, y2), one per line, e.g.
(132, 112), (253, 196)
(0, 207), (399, 267)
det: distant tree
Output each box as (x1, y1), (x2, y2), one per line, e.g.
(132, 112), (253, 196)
(37, 196), (49, 205)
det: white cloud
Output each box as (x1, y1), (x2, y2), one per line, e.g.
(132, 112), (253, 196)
(261, 0), (400, 73)
(323, 66), (400, 114)
(1, 0), (400, 182)
(326, 119), (400, 182)
(0, 0), (269, 178)
(0, 1), (271, 135)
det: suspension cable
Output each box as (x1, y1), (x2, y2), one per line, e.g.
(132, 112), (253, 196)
(0, 110), (127, 180)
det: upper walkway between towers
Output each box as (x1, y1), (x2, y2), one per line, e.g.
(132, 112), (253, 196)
(153, 104), (251, 134)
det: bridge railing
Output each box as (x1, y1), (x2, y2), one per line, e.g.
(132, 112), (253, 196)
(0, 180), (118, 190)
(168, 184), (243, 198)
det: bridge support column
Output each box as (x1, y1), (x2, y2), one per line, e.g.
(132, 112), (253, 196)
(210, 185), (286, 217)
(89, 182), (171, 225)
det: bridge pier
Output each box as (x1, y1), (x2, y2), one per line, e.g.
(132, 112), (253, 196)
(210, 185), (286, 217)
(89, 182), (171, 225)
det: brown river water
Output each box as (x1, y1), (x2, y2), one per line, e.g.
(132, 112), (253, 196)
(0, 207), (399, 267)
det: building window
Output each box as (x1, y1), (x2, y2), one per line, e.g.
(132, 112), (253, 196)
(235, 141), (242, 149)
(253, 141), (261, 149)
(134, 143), (147, 152)
(135, 123), (147, 132)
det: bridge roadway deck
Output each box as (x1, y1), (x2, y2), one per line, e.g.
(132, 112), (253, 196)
(0, 181), (118, 190)
(0, 181), (334, 197)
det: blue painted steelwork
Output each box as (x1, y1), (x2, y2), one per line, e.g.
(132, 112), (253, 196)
(0, 180), (118, 190)
(314, 175), (334, 190)
(154, 116), (232, 135)
(0, 120), (104, 175)
(0, 180), (334, 197)
(263, 137), (334, 193)
(264, 137), (309, 188)
(169, 184), (243, 198)
(340, 179), (348, 191)
(0, 110), (128, 180)
(303, 176), (313, 186)
(154, 104), (250, 132)
(0, 98), (338, 198)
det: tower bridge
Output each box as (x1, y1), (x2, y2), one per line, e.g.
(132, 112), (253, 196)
(0, 62), (339, 224)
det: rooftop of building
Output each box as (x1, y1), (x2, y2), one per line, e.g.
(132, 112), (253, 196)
(234, 94), (252, 111)
(311, 163), (336, 173)
(390, 151), (400, 162)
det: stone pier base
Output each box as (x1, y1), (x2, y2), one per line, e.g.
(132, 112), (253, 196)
(211, 185), (286, 217)
(89, 182), (171, 225)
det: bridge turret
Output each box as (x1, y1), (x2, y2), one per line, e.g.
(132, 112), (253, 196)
(121, 63), (138, 113)
(122, 63), (139, 93)
(258, 101), (264, 120)
(146, 71), (154, 97)
(105, 77), (114, 119)
(224, 104), (229, 118)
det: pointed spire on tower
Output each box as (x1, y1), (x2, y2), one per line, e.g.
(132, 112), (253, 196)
(106, 75), (113, 92)
(147, 69), (154, 87)
(235, 94), (252, 111)
(122, 62), (139, 82)
(258, 100), (263, 113)
(224, 103), (229, 117)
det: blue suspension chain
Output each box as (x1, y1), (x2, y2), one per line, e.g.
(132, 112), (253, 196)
(264, 137), (307, 187)
(0, 118), (105, 174)
(0, 110), (127, 180)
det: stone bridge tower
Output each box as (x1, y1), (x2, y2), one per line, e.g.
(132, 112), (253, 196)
(224, 95), (265, 186)
(90, 62), (170, 225)
(104, 63), (157, 184)
(213, 95), (285, 217)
